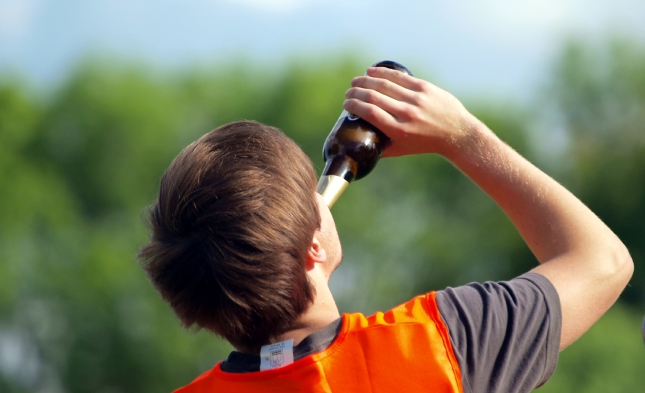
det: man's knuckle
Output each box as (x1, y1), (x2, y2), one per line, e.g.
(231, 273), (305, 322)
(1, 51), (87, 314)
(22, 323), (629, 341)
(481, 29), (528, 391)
(414, 80), (428, 92)
(364, 106), (379, 119)
(400, 106), (416, 121)
(365, 90), (380, 103)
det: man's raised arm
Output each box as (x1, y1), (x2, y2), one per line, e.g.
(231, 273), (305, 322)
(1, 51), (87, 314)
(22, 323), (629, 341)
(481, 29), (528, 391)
(343, 66), (633, 350)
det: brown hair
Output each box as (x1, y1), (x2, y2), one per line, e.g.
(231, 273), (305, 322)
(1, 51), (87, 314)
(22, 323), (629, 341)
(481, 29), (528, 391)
(138, 121), (320, 351)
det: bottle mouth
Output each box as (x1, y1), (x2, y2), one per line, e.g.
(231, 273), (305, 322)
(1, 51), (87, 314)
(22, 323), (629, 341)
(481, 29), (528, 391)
(316, 175), (350, 208)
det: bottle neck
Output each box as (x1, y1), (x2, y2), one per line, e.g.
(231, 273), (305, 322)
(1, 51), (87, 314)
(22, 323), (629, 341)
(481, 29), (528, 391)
(316, 175), (349, 208)
(321, 155), (356, 183)
(317, 156), (356, 208)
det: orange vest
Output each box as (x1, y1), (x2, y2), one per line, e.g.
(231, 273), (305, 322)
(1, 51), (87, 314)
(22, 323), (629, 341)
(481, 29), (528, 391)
(175, 292), (463, 393)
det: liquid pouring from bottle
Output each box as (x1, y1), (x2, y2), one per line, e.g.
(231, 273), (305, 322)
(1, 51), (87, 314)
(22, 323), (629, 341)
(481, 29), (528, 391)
(316, 60), (413, 208)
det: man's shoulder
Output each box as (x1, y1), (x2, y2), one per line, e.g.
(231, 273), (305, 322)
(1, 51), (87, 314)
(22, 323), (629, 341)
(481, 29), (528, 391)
(348, 291), (442, 327)
(435, 272), (561, 317)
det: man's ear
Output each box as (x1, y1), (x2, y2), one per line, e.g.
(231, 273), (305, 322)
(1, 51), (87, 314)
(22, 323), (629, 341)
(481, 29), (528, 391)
(306, 233), (327, 270)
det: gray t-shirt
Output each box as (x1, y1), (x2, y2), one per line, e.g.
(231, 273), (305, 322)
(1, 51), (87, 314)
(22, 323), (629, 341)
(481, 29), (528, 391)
(436, 272), (562, 393)
(221, 272), (562, 393)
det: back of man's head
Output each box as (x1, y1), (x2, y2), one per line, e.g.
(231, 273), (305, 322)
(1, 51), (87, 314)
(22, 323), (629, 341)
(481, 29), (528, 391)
(138, 121), (321, 351)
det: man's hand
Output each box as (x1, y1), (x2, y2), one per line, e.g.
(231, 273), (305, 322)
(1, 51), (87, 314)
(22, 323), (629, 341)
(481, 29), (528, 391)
(343, 66), (477, 158)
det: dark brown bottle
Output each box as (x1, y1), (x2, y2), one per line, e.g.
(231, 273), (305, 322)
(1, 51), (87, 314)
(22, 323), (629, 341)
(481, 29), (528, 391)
(317, 60), (413, 207)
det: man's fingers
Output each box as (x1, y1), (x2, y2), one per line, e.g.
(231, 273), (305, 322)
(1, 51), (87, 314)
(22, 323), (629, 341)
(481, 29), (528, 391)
(350, 74), (412, 102)
(342, 97), (389, 125)
(342, 97), (402, 138)
(366, 66), (425, 92)
(349, 66), (426, 104)
(344, 86), (406, 117)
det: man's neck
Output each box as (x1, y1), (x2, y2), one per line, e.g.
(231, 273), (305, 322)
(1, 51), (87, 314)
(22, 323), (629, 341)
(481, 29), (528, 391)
(234, 262), (340, 355)
(278, 279), (340, 346)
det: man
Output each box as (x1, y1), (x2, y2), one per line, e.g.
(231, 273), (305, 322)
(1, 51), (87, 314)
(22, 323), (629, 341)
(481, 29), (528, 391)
(138, 67), (633, 392)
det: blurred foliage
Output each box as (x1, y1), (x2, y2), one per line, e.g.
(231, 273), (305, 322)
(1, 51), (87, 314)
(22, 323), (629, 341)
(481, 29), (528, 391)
(541, 304), (645, 393)
(0, 41), (644, 392)
(547, 38), (645, 307)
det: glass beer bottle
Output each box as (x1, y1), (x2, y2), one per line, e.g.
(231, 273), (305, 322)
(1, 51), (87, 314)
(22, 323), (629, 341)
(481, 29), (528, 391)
(317, 60), (413, 207)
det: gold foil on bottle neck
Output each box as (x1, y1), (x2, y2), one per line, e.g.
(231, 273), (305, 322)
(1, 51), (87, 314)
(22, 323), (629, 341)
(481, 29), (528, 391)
(316, 175), (350, 208)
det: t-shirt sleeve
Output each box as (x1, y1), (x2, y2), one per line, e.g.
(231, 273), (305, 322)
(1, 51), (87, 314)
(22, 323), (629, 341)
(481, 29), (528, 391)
(435, 272), (562, 393)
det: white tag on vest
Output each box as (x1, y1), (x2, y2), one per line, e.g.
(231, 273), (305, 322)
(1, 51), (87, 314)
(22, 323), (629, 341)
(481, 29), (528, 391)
(259, 339), (294, 371)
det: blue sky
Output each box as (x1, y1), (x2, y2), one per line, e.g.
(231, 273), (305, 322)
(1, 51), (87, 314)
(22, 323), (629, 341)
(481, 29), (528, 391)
(1, 0), (645, 100)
